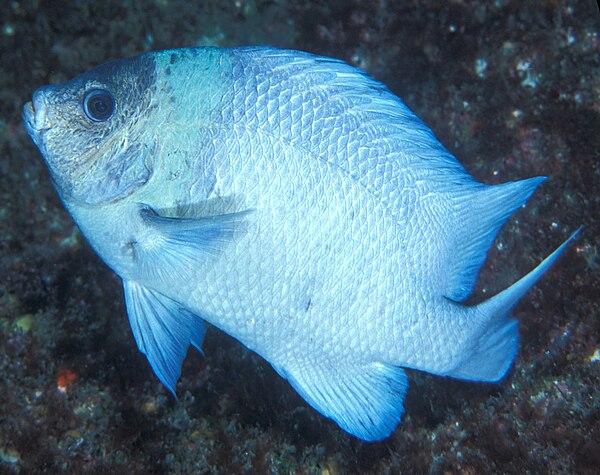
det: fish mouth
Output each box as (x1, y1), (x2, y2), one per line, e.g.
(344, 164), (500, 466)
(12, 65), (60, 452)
(22, 89), (50, 144)
(22, 101), (42, 149)
(22, 101), (35, 131)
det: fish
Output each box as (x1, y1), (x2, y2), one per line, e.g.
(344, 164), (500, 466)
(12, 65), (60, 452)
(22, 46), (580, 441)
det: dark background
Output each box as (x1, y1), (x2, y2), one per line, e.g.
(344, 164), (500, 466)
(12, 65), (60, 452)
(0, 1), (598, 473)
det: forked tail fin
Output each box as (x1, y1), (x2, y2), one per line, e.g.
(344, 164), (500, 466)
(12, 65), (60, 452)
(443, 177), (546, 302)
(445, 227), (582, 382)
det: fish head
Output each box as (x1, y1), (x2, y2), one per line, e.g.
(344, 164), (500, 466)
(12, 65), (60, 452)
(22, 53), (159, 206)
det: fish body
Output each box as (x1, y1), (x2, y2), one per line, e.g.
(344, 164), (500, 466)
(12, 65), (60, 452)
(23, 47), (578, 441)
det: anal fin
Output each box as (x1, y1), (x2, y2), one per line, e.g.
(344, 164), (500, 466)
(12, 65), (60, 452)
(280, 360), (408, 441)
(123, 280), (206, 395)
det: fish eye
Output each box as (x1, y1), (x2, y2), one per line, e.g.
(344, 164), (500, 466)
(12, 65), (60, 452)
(83, 89), (115, 122)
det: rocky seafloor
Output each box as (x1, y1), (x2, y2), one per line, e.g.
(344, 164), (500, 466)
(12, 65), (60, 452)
(0, 1), (598, 473)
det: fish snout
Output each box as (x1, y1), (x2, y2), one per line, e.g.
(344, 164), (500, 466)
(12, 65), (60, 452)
(23, 88), (50, 134)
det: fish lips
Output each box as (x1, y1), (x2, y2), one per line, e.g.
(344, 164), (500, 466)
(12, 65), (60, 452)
(22, 102), (37, 139)
(22, 89), (50, 148)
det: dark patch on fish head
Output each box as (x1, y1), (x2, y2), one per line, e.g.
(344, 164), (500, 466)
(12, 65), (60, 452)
(22, 53), (159, 206)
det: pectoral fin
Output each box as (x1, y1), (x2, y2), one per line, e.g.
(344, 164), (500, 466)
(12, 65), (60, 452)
(123, 280), (206, 395)
(133, 205), (251, 283)
(140, 205), (251, 256)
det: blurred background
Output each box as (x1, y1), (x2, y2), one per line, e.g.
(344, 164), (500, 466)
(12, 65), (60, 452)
(0, 1), (598, 473)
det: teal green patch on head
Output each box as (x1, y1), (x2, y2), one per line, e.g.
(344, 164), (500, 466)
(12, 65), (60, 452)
(152, 48), (236, 127)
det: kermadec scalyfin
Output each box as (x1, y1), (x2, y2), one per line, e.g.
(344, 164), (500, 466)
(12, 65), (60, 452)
(23, 47), (580, 441)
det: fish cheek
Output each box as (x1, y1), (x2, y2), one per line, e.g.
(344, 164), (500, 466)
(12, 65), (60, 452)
(58, 54), (159, 205)
(70, 135), (156, 205)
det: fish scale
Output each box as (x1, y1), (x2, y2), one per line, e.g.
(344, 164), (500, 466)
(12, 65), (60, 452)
(23, 46), (580, 441)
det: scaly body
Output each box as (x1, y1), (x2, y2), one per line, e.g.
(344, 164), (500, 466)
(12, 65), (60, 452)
(24, 47), (579, 440)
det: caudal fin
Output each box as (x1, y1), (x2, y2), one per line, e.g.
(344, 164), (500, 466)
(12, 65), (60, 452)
(444, 177), (546, 302)
(445, 227), (582, 382)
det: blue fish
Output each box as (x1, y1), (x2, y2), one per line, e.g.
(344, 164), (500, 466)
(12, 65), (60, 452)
(22, 47), (579, 441)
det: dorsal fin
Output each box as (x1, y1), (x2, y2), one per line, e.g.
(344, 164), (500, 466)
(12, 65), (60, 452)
(443, 176), (546, 301)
